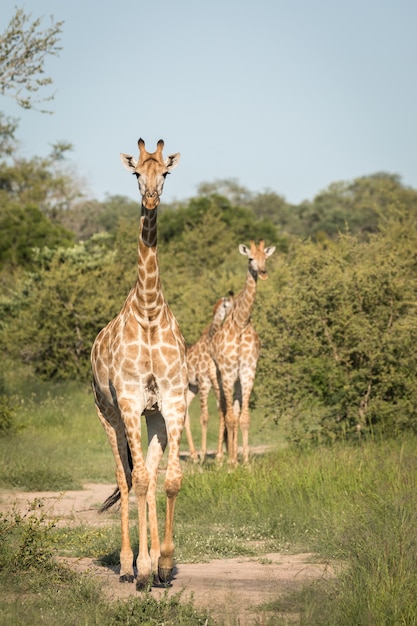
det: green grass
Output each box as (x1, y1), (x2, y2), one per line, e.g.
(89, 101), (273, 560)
(0, 376), (114, 490)
(2, 375), (417, 624)
(0, 376), (283, 491)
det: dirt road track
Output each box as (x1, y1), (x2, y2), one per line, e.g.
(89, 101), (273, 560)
(0, 483), (335, 625)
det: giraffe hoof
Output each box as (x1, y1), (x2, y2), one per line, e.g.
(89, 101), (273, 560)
(157, 566), (173, 586)
(136, 574), (152, 591)
(119, 573), (134, 584)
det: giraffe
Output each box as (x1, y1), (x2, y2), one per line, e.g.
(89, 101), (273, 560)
(210, 240), (276, 464)
(90, 138), (187, 591)
(184, 294), (233, 462)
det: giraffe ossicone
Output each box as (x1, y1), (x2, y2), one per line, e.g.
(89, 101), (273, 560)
(210, 240), (276, 464)
(91, 138), (187, 590)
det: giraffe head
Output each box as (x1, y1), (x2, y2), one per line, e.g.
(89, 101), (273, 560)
(120, 138), (180, 210)
(212, 294), (234, 321)
(238, 240), (276, 280)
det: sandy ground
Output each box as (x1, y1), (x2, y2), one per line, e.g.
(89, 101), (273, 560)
(0, 482), (336, 625)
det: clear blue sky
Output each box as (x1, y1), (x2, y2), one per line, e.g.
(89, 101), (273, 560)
(1, 1), (417, 205)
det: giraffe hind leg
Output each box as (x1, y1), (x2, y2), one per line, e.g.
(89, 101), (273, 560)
(94, 400), (135, 582)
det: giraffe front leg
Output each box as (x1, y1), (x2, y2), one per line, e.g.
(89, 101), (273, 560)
(216, 410), (226, 462)
(185, 387), (198, 462)
(199, 381), (211, 462)
(116, 467), (135, 583)
(240, 406), (251, 464)
(222, 381), (238, 465)
(158, 416), (183, 584)
(145, 411), (166, 586)
(225, 408), (239, 465)
(131, 461), (153, 591)
(239, 373), (255, 464)
(215, 373), (227, 462)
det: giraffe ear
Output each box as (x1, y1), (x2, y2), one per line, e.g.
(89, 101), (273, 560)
(265, 246), (276, 257)
(165, 152), (181, 170)
(120, 153), (138, 172)
(239, 244), (249, 257)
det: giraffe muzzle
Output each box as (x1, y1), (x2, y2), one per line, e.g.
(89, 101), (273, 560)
(143, 191), (160, 210)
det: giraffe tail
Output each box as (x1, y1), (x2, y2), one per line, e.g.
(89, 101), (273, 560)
(99, 445), (133, 513)
(99, 487), (121, 513)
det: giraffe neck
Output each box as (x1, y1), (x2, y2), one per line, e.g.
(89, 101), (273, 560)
(133, 206), (164, 314)
(233, 271), (257, 329)
(206, 307), (226, 340)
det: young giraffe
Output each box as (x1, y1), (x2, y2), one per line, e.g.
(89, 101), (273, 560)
(91, 138), (187, 590)
(210, 240), (276, 464)
(184, 294), (233, 462)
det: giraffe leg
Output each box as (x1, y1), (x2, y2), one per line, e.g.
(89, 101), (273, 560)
(158, 403), (184, 584)
(214, 368), (227, 462)
(223, 380), (238, 465)
(239, 372), (256, 464)
(185, 386), (198, 462)
(113, 397), (151, 591)
(216, 411), (226, 462)
(116, 465), (135, 583)
(199, 380), (211, 462)
(94, 401), (134, 582)
(144, 410), (167, 586)
(131, 453), (152, 591)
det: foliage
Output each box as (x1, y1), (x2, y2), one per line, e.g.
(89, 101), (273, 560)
(0, 8), (63, 112)
(0, 112), (18, 156)
(0, 202), (74, 269)
(0, 395), (16, 435)
(109, 593), (215, 625)
(57, 194), (140, 241)
(256, 205), (417, 441)
(0, 240), (130, 380)
(0, 502), (56, 572)
(294, 172), (417, 240)
(0, 149), (80, 218)
(197, 173), (417, 240)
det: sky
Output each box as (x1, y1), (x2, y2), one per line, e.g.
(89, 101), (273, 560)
(1, 1), (417, 206)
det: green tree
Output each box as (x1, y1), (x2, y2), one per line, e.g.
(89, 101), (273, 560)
(256, 203), (417, 442)
(0, 240), (128, 380)
(0, 8), (63, 112)
(295, 173), (417, 240)
(0, 203), (73, 269)
(58, 194), (140, 241)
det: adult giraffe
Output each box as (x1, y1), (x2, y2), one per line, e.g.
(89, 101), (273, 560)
(210, 240), (275, 464)
(91, 138), (187, 590)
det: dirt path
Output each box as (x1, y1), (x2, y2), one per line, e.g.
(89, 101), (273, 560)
(0, 484), (335, 625)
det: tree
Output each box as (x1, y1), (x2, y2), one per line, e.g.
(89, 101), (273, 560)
(256, 203), (417, 442)
(0, 8), (63, 112)
(0, 113), (18, 157)
(0, 203), (74, 270)
(294, 173), (417, 240)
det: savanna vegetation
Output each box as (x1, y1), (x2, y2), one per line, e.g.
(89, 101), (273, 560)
(1, 6), (417, 625)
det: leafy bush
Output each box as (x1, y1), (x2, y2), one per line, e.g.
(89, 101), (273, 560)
(0, 501), (56, 572)
(0, 394), (16, 434)
(257, 206), (417, 441)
